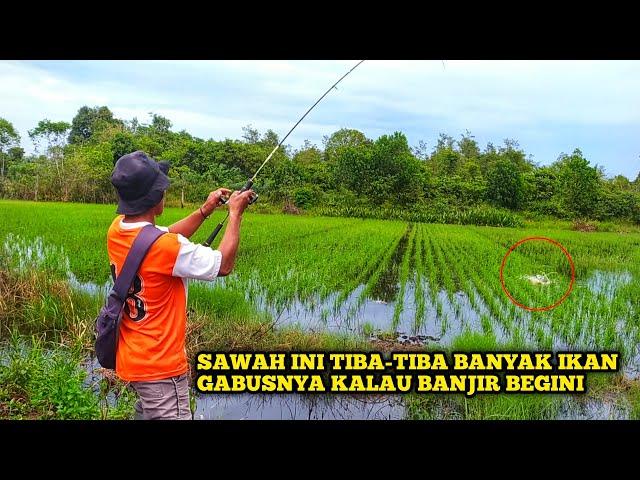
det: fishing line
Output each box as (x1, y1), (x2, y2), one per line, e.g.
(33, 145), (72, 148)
(203, 60), (366, 247)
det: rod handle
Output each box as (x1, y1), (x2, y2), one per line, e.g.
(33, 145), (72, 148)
(203, 222), (224, 247)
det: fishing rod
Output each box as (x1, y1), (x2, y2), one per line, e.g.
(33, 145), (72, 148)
(203, 60), (366, 248)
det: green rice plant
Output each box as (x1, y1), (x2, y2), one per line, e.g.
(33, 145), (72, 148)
(412, 225), (427, 330)
(361, 321), (375, 338)
(421, 227), (439, 310)
(425, 235), (445, 322)
(441, 229), (514, 337)
(392, 225), (416, 329)
(348, 225), (408, 315)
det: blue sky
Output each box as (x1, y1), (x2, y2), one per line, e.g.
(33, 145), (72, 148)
(1, 60), (639, 179)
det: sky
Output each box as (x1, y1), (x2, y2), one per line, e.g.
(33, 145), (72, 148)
(1, 60), (639, 179)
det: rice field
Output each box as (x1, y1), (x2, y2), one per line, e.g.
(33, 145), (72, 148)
(2, 199), (640, 419)
(1, 200), (639, 367)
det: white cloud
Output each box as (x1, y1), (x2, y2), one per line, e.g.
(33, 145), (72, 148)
(0, 60), (639, 177)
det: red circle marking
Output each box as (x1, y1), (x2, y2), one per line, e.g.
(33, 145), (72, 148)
(499, 236), (575, 312)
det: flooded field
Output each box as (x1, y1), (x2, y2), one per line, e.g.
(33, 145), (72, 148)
(2, 201), (640, 419)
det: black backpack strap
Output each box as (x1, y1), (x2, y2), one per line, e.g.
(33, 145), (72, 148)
(113, 224), (167, 301)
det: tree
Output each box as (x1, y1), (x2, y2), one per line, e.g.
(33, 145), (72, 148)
(555, 149), (601, 218)
(478, 142), (500, 175)
(28, 119), (71, 174)
(261, 129), (279, 148)
(8, 147), (24, 163)
(411, 140), (429, 161)
(111, 132), (136, 163)
(208, 139), (284, 178)
(597, 181), (638, 221)
(134, 113), (175, 152)
(370, 132), (423, 206)
(293, 140), (322, 166)
(29, 120), (70, 152)
(334, 132), (422, 207)
(523, 166), (559, 215)
(426, 133), (463, 176)
(610, 174), (632, 190)
(126, 117), (141, 134)
(435, 133), (455, 151)
(323, 128), (371, 162)
(462, 160), (482, 181)
(457, 131), (482, 181)
(332, 144), (372, 195)
(150, 113), (172, 135)
(0, 118), (20, 177)
(498, 138), (533, 173)
(430, 147), (460, 176)
(169, 165), (193, 208)
(68, 106), (123, 144)
(487, 158), (524, 209)
(458, 130), (480, 160)
(241, 125), (260, 144)
(268, 159), (304, 196)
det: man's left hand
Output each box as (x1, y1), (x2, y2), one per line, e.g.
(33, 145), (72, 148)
(202, 188), (232, 217)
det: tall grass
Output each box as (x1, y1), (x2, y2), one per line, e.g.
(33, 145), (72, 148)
(0, 332), (135, 419)
(312, 204), (524, 228)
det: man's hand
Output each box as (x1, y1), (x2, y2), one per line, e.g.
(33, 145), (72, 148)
(216, 189), (254, 276)
(201, 188), (232, 217)
(227, 189), (255, 218)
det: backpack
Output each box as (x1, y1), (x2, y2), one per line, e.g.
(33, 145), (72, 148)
(95, 224), (166, 369)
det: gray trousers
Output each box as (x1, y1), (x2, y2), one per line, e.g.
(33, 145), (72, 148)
(130, 373), (192, 420)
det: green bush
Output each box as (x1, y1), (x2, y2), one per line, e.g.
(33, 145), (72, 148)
(293, 186), (316, 208)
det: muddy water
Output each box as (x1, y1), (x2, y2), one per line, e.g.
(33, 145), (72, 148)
(585, 270), (632, 301)
(6, 235), (636, 349)
(237, 227), (487, 342)
(68, 271), (111, 297)
(556, 397), (630, 420)
(195, 393), (405, 420)
(369, 228), (410, 303)
(80, 356), (405, 419)
(81, 356), (634, 420)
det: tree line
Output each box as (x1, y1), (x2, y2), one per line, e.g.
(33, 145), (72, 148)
(1, 106), (639, 224)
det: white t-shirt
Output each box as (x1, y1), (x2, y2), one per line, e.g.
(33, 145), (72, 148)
(119, 219), (222, 281)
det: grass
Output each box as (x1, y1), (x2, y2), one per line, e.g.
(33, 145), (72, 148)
(0, 332), (136, 419)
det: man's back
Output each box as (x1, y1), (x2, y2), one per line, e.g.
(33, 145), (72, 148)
(107, 215), (189, 382)
(106, 150), (253, 419)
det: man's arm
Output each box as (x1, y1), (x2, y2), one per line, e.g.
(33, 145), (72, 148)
(217, 190), (253, 276)
(168, 189), (252, 281)
(168, 188), (231, 239)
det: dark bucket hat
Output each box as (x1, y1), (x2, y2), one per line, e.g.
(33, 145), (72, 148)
(111, 151), (171, 215)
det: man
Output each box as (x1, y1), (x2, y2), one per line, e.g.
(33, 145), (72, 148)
(107, 150), (254, 420)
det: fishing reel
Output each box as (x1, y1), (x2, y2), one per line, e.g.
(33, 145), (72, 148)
(217, 179), (259, 207)
(203, 178), (258, 247)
